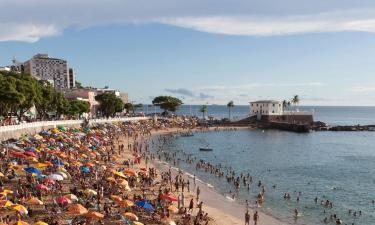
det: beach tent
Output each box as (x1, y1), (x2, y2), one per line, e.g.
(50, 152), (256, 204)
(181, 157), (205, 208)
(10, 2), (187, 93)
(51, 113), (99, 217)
(135, 200), (154, 211)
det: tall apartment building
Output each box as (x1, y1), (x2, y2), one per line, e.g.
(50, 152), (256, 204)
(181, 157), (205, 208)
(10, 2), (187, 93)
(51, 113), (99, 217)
(22, 54), (75, 90)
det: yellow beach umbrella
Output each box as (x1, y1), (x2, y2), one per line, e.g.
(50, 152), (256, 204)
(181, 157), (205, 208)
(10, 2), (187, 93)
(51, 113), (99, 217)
(11, 204), (28, 214)
(133, 222), (144, 225)
(114, 171), (127, 179)
(26, 197), (44, 205)
(168, 205), (179, 213)
(0, 172), (4, 177)
(0, 200), (13, 207)
(12, 221), (29, 225)
(30, 163), (49, 168)
(33, 222), (48, 225)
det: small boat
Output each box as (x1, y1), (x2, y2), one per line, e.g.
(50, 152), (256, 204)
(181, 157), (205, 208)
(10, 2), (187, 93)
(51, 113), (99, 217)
(181, 132), (194, 137)
(199, 146), (213, 151)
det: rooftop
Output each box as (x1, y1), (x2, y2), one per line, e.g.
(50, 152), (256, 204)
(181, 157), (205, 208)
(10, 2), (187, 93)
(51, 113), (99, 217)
(250, 100), (281, 104)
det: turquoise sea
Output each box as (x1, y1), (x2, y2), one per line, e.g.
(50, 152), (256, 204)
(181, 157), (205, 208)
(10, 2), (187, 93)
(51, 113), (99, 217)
(150, 106), (375, 225)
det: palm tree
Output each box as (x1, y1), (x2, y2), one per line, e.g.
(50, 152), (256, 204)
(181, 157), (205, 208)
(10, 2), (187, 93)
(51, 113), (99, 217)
(200, 105), (208, 120)
(227, 101), (234, 120)
(282, 100), (287, 111)
(287, 101), (291, 110)
(291, 95), (300, 110)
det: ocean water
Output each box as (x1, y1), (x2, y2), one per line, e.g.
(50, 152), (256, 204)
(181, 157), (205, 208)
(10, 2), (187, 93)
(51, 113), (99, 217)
(151, 130), (375, 225)
(142, 105), (375, 126)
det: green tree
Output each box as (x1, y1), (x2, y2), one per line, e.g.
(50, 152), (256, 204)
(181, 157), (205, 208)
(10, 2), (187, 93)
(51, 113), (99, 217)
(152, 96), (183, 114)
(291, 95), (300, 109)
(95, 92), (124, 118)
(124, 103), (143, 114)
(200, 105), (208, 119)
(227, 101), (234, 119)
(75, 80), (84, 88)
(0, 73), (25, 117)
(67, 100), (90, 118)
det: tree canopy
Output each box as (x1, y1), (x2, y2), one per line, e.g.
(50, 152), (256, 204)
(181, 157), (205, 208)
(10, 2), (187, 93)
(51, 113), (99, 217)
(95, 92), (124, 117)
(66, 100), (90, 117)
(0, 71), (73, 120)
(124, 102), (143, 114)
(152, 96), (183, 113)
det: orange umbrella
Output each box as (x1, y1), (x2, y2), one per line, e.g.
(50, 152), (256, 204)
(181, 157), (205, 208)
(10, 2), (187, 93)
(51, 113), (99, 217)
(123, 212), (138, 221)
(85, 211), (104, 220)
(33, 222), (48, 225)
(124, 169), (136, 177)
(118, 200), (134, 208)
(110, 195), (123, 203)
(68, 204), (88, 215)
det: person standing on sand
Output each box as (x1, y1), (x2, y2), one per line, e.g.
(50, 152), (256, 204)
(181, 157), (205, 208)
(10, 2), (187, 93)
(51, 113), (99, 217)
(197, 186), (200, 202)
(253, 211), (259, 225)
(189, 198), (194, 212)
(245, 210), (251, 225)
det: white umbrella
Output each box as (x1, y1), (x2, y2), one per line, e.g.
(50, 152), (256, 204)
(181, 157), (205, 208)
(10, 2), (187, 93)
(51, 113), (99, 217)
(46, 174), (64, 181)
(56, 172), (68, 179)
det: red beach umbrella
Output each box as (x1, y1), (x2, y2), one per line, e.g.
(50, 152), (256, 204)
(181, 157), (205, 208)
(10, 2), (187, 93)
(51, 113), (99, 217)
(10, 151), (28, 158)
(56, 196), (71, 205)
(36, 184), (49, 191)
(160, 194), (178, 202)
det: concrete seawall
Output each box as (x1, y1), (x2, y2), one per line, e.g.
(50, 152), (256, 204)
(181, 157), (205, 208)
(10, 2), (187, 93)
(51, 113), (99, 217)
(0, 117), (150, 141)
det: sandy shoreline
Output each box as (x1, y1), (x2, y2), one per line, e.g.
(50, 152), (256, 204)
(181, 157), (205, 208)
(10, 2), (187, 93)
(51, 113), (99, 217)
(143, 127), (289, 225)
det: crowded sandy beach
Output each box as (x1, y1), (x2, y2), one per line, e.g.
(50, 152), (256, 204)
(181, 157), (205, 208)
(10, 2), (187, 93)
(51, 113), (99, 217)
(0, 116), (286, 225)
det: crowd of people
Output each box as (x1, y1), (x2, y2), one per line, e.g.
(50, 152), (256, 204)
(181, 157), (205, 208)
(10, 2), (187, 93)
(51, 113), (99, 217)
(0, 116), (225, 225)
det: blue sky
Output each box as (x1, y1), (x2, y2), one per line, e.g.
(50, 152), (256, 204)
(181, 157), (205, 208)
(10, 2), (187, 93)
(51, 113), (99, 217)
(1, 0), (375, 106)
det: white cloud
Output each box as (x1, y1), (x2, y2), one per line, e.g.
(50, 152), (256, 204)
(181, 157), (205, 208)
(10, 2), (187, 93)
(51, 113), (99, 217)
(350, 85), (375, 92)
(0, 23), (60, 42)
(2, 1), (375, 41)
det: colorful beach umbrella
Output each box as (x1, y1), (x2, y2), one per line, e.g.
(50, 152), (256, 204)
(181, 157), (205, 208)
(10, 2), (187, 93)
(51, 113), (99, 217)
(46, 174), (63, 181)
(160, 194), (178, 202)
(36, 184), (49, 190)
(11, 204), (28, 214)
(135, 200), (154, 211)
(12, 221), (29, 225)
(119, 200), (134, 208)
(33, 222), (48, 225)
(68, 204), (88, 215)
(80, 166), (90, 173)
(24, 167), (41, 175)
(123, 212), (138, 221)
(85, 211), (104, 220)
(64, 194), (78, 202)
(26, 197), (43, 205)
(0, 200), (13, 207)
(55, 196), (71, 205)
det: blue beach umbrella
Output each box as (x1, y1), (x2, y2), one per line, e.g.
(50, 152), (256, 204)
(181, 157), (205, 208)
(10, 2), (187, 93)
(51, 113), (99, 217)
(80, 166), (90, 173)
(52, 159), (64, 166)
(136, 200), (154, 211)
(24, 167), (41, 175)
(25, 147), (36, 152)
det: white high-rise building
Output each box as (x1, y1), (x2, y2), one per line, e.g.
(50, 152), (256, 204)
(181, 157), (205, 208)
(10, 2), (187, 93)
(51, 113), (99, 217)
(23, 54), (75, 90)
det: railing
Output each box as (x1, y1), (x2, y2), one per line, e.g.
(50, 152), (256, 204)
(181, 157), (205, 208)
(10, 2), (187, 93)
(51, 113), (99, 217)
(0, 117), (150, 133)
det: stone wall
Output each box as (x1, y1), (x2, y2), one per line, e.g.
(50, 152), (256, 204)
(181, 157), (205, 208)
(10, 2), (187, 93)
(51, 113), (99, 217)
(0, 117), (150, 141)
(261, 114), (314, 124)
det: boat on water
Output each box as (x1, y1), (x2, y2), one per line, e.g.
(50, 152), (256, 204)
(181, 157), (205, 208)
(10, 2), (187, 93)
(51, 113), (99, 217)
(181, 132), (194, 137)
(199, 146), (213, 151)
